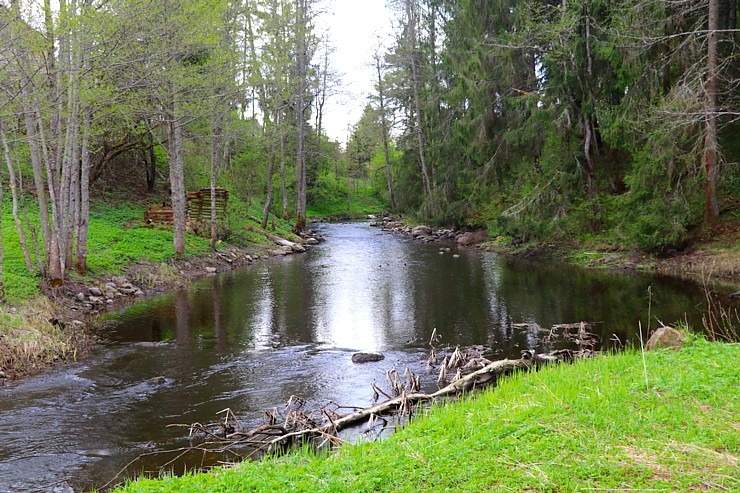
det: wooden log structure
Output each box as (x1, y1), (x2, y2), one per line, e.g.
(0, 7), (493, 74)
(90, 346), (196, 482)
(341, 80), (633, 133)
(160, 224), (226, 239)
(144, 188), (229, 229)
(187, 187), (229, 223)
(144, 205), (174, 224)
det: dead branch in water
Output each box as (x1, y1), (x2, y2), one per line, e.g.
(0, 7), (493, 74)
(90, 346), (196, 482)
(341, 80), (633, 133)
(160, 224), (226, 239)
(259, 349), (578, 453)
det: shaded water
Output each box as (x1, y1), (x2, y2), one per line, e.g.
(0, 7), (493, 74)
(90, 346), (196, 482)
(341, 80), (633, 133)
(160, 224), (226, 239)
(0, 222), (722, 492)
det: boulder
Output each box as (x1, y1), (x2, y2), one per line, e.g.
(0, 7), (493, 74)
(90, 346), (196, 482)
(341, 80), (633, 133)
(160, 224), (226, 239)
(291, 243), (306, 253)
(88, 286), (103, 297)
(205, 267), (217, 273)
(456, 230), (488, 246)
(351, 352), (385, 364)
(411, 225), (432, 237)
(646, 326), (685, 350)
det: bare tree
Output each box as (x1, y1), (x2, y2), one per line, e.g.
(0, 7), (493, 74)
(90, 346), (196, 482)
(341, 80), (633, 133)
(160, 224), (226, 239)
(703, 0), (720, 225)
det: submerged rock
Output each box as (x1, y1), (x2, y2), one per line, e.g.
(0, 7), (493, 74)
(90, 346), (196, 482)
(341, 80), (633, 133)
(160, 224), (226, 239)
(351, 352), (385, 364)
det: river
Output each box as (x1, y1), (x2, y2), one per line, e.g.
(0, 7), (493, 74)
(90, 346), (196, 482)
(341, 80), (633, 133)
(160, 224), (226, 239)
(0, 222), (720, 492)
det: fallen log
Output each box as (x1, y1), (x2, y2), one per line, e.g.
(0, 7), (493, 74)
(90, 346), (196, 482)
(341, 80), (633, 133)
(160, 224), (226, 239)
(264, 350), (567, 452)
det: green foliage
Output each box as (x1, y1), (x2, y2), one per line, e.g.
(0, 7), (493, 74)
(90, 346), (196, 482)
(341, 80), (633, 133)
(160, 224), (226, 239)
(112, 340), (740, 492)
(306, 171), (387, 218)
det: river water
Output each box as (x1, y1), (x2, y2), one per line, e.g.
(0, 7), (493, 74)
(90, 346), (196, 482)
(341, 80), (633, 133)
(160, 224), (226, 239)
(0, 222), (723, 492)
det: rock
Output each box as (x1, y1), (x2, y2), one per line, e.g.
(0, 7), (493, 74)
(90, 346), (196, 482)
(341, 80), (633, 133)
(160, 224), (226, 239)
(603, 254), (621, 264)
(0, 370), (6, 378)
(205, 267), (217, 273)
(75, 292), (85, 302)
(146, 376), (167, 385)
(351, 352), (385, 364)
(646, 326), (686, 350)
(88, 287), (103, 297)
(112, 276), (128, 285)
(456, 230), (488, 246)
(52, 483), (74, 493)
(305, 238), (320, 245)
(88, 296), (103, 304)
(104, 283), (121, 296)
(291, 243), (306, 253)
(411, 225), (432, 237)
(452, 254), (460, 258)
(134, 289), (145, 296)
(119, 287), (136, 295)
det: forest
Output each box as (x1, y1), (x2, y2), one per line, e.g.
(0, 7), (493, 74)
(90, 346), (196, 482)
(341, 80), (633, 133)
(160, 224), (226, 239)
(0, 0), (737, 293)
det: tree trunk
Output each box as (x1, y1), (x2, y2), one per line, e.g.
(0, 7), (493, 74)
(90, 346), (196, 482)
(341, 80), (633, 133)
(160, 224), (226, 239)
(280, 125), (289, 220)
(167, 98), (186, 256)
(405, 0), (432, 201)
(704, 0), (721, 226)
(210, 110), (223, 250)
(1, 122), (34, 272)
(76, 111), (91, 274)
(262, 114), (280, 229)
(376, 55), (396, 211)
(294, 0), (308, 232)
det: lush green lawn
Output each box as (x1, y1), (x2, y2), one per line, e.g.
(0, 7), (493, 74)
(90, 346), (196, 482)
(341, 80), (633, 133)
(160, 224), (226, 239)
(113, 338), (739, 492)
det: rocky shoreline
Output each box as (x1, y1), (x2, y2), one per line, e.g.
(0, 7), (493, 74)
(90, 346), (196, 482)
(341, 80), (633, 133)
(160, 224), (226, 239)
(59, 229), (324, 318)
(372, 215), (488, 247)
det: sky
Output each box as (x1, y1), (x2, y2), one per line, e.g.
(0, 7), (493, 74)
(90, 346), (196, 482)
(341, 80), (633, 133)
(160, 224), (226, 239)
(316, 0), (395, 145)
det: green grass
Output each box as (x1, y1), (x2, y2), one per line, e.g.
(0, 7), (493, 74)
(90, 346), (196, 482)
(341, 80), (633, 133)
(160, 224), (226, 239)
(113, 338), (739, 492)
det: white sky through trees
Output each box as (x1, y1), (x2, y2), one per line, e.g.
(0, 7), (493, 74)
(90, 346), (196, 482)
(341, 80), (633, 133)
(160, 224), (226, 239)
(318, 0), (393, 145)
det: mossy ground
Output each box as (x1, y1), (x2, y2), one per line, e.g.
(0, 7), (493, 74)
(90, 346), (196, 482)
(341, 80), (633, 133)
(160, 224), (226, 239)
(112, 338), (738, 492)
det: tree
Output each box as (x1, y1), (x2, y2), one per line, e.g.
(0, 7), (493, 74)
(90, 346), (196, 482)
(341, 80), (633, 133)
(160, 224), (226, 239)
(372, 42), (397, 211)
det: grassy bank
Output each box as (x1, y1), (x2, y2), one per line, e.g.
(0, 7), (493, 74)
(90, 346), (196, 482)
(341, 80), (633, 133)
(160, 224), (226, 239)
(113, 338), (739, 492)
(0, 196), (300, 377)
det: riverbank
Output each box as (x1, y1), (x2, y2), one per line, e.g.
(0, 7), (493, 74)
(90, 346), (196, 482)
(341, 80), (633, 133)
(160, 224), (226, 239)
(0, 200), (318, 381)
(111, 337), (739, 492)
(378, 216), (740, 291)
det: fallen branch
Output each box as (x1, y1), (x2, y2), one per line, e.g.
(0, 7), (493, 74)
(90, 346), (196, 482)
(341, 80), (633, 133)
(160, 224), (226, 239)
(264, 349), (569, 452)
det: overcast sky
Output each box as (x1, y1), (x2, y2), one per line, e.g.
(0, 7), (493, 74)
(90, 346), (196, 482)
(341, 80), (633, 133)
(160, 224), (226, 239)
(316, 0), (395, 145)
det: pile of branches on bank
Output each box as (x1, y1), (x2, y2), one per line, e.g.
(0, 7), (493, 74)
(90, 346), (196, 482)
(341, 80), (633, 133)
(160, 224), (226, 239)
(178, 325), (599, 456)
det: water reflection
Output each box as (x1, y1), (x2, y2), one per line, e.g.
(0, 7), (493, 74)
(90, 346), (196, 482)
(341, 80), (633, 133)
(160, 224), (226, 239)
(0, 222), (729, 493)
